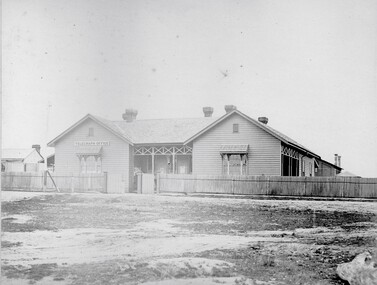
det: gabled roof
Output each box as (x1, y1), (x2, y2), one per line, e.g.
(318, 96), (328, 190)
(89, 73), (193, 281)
(47, 109), (320, 158)
(184, 110), (319, 158)
(318, 158), (342, 171)
(2, 149), (44, 162)
(47, 114), (133, 147)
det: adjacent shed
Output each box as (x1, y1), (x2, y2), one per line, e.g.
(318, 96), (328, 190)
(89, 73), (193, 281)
(2, 147), (44, 172)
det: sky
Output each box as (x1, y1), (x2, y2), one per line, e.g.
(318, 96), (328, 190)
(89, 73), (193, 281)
(2, 0), (377, 177)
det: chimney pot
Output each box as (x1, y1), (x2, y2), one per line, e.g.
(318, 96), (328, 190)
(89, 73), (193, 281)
(122, 109), (138, 122)
(203, 107), (214, 117)
(258, 117), (269, 124)
(32, 144), (41, 153)
(224, 105), (237, 113)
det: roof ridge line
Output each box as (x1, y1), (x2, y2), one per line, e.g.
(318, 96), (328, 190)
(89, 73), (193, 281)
(112, 117), (220, 122)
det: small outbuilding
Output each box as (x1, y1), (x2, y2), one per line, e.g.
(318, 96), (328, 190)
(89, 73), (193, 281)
(315, 158), (342, 177)
(2, 145), (44, 172)
(337, 171), (360, 178)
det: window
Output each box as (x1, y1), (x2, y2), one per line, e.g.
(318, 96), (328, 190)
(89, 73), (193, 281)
(233, 124), (239, 133)
(96, 157), (102, 173)
(88, 127), (94, 137)
(281, 154), (299, 176)
(79, 156), (102, 174)
(281, 146), (299, 176)
(86, 156), (96, 173)
(80, 157), (86, 173)
(222, 154), (248, 175)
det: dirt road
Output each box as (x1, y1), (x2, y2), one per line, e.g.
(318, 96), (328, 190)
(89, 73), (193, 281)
(1, 192), (376, 284)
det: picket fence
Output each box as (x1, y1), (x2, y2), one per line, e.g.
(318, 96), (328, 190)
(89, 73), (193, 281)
(1, 172), (106, 193)
(3, 172), (377, 198)
(158, 174), (377, 198)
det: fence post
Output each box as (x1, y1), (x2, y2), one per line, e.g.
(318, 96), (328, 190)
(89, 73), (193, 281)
(231, 177), (234, 195)
(88, 175), (92, 191)
(103, 172), (108, 193)
(303, 177), (307, 196)
(156, 174), (160, 194)
(137, 173), (142, 194)
(41, 172), (45, 191)
(43, 171), (47, 192)
(71, 175), (74, 193)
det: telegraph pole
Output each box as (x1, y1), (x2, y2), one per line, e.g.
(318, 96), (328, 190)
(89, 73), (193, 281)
(45, 101), (52, 171)
(42, 102), (52, 191)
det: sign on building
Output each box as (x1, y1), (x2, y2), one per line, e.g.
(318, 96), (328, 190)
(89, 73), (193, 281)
(74, 141), (110, 146)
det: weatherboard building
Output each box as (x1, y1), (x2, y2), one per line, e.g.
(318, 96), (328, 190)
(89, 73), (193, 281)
(47, 105), (341, 192)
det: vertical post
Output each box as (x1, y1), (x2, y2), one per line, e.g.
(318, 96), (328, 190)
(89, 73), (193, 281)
(88, 175), (92, 191)
(231, 178), (234, 195)
(71, 175), (74, 193)
(156, 173), (160, 194)
(172, 153), (176, 174)
(44, 102), (52, 179)
(227, 154), (230, 175)
(103, 172), (108, 193)
(41, 172), (44, 191)
(304, 176), (307, 196)
(151, 150), (155, 174)
(43, 171), (47, 192)
(137, 173), (142, 194)
(239, 154), (243, 175)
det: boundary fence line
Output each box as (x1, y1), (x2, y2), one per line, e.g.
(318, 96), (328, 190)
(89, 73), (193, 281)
(1, 172), (106, 193)
(157, 174), (377, 198)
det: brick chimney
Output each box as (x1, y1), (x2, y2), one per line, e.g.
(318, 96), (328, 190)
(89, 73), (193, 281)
(258, 117), (268, 124)
(334, 154), (338, 166)
(224, 105), (237, 113)
(203, 107), (214, 117)
(337, 155), (341, 168)
(32, 144), (41, 153)
(122, 109), (138, 122)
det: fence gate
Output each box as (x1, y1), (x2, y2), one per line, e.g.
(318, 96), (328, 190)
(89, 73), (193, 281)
(107, 173), (126, 194)
(141, 174), (155, 194)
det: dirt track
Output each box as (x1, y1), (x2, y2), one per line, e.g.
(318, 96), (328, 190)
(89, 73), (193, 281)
(1, 192), (377, 284)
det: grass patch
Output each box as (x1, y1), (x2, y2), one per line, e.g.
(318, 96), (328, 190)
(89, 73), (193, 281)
(2, 263), (58, 282)
(1, 240), (23, 248)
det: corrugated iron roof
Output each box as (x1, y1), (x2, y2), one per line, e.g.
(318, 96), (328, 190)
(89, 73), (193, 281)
(2, 149), (35, 161)
(111, 117), (219, 144)
(90, 115), (134, 143)
(95, 112), (317, 155)
(47, 114), (134, 147)
(48, 111), (320, 158)
(260, 122), (316, 155)
(183, 110), (318, 157)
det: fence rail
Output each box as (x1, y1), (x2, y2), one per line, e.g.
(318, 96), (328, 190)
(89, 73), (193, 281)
(158, 174), (377, 198)
(1, 172), (106, 193)
(3, 172), (377, 198)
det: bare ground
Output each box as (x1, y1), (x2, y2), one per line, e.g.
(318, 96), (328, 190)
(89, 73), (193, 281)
(1, 192), (377, 285)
